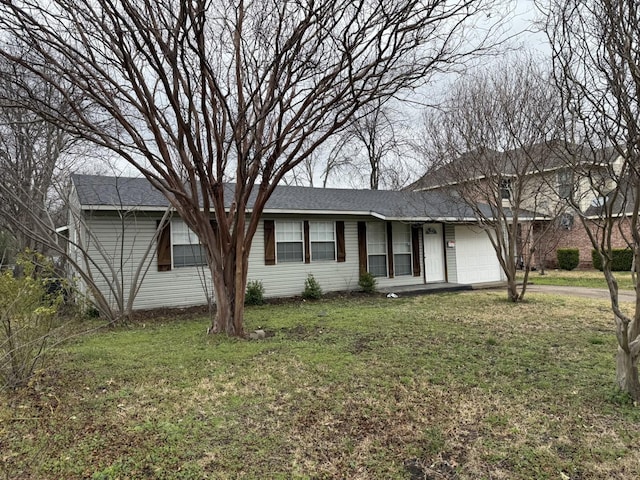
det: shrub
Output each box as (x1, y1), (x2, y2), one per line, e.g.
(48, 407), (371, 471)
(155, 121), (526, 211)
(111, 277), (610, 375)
(0, 252), (63, 389)
(358, 272), (377, 294)
(245, 280), (265, 306)
(592, 248), (634, 271)
(557, 248), (579, 270)
(302, 274), (323, 300)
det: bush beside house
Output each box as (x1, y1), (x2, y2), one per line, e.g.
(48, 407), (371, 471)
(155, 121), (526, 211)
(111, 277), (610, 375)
(557, 248), (580, 270)
(592, 249), (634, 271)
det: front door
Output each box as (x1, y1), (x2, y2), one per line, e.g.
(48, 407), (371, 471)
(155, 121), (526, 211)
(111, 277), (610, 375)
(424, 223), (446, 282)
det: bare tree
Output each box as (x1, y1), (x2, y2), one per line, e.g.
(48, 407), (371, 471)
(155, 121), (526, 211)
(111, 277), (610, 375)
(0, 58), (76, 254)
(418, 56), (564, 301)
(328, 98), (413, 189)
(0, 0), (505, 336)
(544, 0), (640, 400)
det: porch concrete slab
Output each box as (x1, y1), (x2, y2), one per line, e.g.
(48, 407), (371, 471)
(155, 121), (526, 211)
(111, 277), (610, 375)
(380, 282), (473, 296)
(379, 280), (508, 297)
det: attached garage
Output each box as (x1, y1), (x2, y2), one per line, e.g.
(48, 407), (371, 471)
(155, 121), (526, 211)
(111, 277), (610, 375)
(454, 225), (504, 284)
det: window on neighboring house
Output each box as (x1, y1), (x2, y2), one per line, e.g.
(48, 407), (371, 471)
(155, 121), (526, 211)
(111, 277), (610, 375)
(393, 223), (412, 276)
(276, 220), (304, 262)
(558, 212), (574, 230)
(557, 169), (573, 199)
(367, 222), (387, 277)
(172, 220), (207, 267)
(310, 221), (336, 261)
(500, 178), (512, 200)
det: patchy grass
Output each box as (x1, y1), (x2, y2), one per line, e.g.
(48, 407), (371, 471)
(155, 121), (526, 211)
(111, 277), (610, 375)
(2, 292), (640, 479)
(522, 269), (635, 290)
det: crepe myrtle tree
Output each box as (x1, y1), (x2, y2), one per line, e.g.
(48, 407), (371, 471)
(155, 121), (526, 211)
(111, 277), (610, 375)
(419, 56), (564, 302)
(544, 0), (640, 400)
(0, 0), (505, 336)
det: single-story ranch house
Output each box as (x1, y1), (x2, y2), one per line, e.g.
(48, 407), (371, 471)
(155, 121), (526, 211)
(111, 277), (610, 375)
(67, 174), (506, 310)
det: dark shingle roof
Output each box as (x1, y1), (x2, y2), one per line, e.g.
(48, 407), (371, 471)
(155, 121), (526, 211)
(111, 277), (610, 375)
(71, 174), (491, 221)
(409, 142), (620, 192)
(72, 174), (169, 207)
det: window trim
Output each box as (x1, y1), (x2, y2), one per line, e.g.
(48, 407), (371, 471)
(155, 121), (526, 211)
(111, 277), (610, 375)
(265, 219), (345, 266)
(309, 221), (337, 262)
(275, 220), (305, 264)
(171, 219), (207, 268)
(500, 178), (512, 200)
(366, 221), (388, 278)
(392, 223), (413, 277)
(557, 169), (573, 199)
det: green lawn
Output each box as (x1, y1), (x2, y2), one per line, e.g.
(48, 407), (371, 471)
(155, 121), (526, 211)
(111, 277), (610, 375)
(2, 292), (640, 479)
(522, 269), (635, 290)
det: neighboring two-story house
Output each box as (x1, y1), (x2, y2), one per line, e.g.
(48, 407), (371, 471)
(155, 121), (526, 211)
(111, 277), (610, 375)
(409, 141), (624, 268)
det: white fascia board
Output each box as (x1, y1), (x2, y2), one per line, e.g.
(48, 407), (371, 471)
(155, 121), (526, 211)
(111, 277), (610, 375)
(80, 205), (171, 212)
(259, 208), (378, 217)
(79, 205), (486, 223)
(259, 210), (479, 222)
(583, 211), (631, 221)
(382, 216), (480, 222)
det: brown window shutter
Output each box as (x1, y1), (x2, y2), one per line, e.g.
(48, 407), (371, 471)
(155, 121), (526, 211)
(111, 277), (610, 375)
(157, 220), (172, 272)
(304, 220), (310, 264)
(264, 220), (276, 265)
(412, 224), (421, 277)
(386, 222), (394, 278)
(357, 221), (367, 275)
(336, 221), (346, 262)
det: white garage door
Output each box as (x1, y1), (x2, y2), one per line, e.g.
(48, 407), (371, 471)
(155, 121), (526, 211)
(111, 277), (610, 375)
(454, 225), (503, 284)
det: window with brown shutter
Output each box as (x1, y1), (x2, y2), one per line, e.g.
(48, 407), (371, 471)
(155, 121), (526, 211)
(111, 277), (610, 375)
(386, 222), (394, 278)
(156, 220), (172, 271)
(264, 220), (276, 265)
(304, 220), (311, 264)
(357, 221), (367, 275)
(336, 221), (345, 262)
(411, 224), (421, 277)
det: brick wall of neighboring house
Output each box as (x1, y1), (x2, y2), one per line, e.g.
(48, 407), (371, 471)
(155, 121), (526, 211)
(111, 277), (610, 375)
(534, 216), (633, 269)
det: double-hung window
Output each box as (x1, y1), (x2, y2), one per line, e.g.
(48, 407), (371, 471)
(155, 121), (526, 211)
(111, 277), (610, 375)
(393, 223), (412, 276)
(557, 169), (573, 199)
(367, 222), (387, 277)
(310, 221), (336, 261)
(500, 178), (512, 200)
(276, 221), (304, 263)
(172, 220), (206, 268)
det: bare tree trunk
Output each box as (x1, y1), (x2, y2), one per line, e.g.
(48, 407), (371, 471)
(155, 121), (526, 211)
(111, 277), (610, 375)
(507, 278), (520, 302)
(616, 347), (640, 401)
(207, 228), (248, 336)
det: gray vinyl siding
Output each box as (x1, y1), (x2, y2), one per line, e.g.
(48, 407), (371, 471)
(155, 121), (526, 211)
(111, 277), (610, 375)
(248, 216), (360, 298)
(75, 212), (432, 310)
(80, 212), (210, 310)
(444, 224), (457, 283)
(249, 217), (426, 298)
